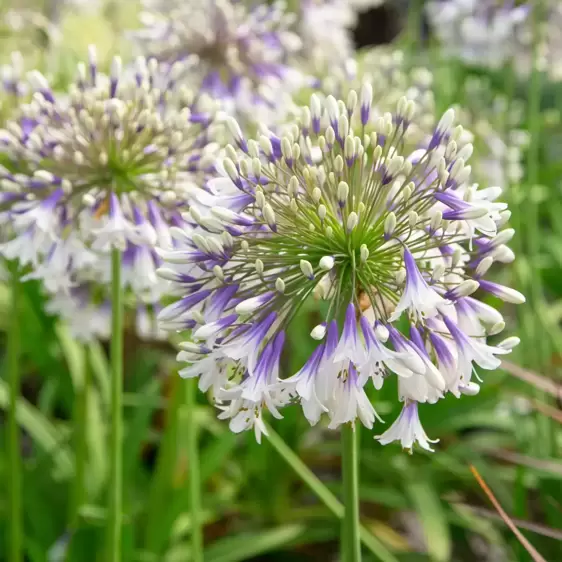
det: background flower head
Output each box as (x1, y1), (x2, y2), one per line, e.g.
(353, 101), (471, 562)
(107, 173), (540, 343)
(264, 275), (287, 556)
(0, 47), (221, 301)
(131, 0), (305, 125)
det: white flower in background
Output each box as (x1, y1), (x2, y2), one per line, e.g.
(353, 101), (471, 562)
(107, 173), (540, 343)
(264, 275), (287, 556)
(0, 47), (221, 339)
(130, 0), (305, 125)
(426, 0), (532, 71)
(427, 0), (562, 81)
(295, 0), (356, 77)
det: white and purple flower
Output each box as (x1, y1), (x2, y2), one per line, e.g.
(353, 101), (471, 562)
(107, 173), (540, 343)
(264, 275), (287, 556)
(0, 47), (221, 340)
(131, 0), (305, 124)
(158, 88), (523, 451)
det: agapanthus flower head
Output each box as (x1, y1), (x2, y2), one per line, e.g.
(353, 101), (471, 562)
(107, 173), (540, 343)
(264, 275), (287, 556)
(426, 0), (532, 71)
(428, 1), (562, 80)
(131, 0), (304, 123)
(295, 0), (356, 77)
(0, 46), (221, 298)
(158, 87), (524, 450)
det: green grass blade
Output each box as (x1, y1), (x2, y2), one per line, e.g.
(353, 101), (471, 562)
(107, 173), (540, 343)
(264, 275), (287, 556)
(0, 380), (73, 479)
(405, 478), (451, 562)
(204, 524), (306, 562)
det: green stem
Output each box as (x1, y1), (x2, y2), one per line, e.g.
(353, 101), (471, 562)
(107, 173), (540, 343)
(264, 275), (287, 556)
(405, 0), (423, 62)
(510, 2), (549, 555)
(524, 0), (553, 458)
(520, 0), (546, 371)
(341, 424), (361, 562)
(7, 267), (22, 562)
(69, 345), (91, 532)
(185, 378), (203, 562)
(108, 248), (124, 562)
(264, 425), (397, 562)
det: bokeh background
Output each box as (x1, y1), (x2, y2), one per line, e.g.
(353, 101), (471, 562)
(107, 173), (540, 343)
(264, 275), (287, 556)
(0, 1), (560, 561)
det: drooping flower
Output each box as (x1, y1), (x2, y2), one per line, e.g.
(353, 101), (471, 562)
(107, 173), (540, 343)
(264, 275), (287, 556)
(130, 0), (305, 124)
(158, 88), (523, 451)
(376, 401), (439, 453)
(0, 47), (221, 302)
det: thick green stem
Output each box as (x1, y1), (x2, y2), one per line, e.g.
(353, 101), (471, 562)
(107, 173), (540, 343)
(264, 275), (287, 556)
(108, 248), (124, 562)
(7, 268), (22, 562)
(69, 345), (91, 532)
(186, 378), (203, 562)
(341, 424), (361, 562)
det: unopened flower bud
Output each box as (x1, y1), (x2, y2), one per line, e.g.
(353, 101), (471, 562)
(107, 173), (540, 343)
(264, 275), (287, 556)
(337, 181), (349, 206)
(360, 244), (369, 263)
(347, 212), (359, 232)
(319, 256), (335, 271)
(384, 212), (397, 237)
(300, 259), (314, 280)
(275, 278), (286, 293)
(311, 323), (327, 340)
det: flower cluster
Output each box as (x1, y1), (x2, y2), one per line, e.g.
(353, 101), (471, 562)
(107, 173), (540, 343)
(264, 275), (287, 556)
(295, 0), (356, 77)
(131, 0), (304, 124)
(426, 0), (531, 71)
(427, 0), (562, 81)
(0, 47), (221, 340)
(157, 88), (524, 449)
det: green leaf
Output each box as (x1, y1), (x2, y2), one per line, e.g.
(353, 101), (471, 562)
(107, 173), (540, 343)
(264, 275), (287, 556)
(55, 323), (85, 389)
(265, 425), (400, 562)
(200, 429), (239, 483)
(405, 478), (451, 562)
(88, 340), (111, 406)
(85, 386), (108, 499)
(204, 524), (306, 562)
(143, 375), (186, 554)
(0, 379), (73, 480)
(123, 378), (161, 480)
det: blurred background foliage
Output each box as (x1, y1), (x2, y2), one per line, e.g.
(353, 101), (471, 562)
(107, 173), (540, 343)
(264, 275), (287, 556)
(0, 0), (560, 561)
